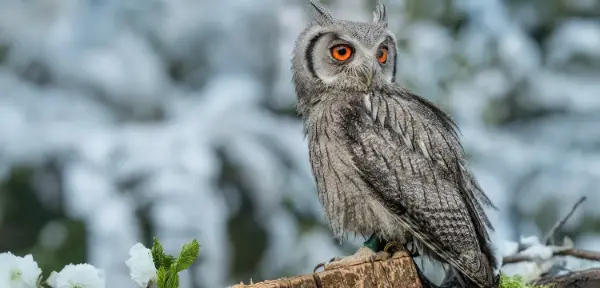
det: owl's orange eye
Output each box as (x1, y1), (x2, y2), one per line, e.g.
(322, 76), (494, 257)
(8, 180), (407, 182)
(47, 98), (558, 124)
(377, 47), (388, 64)
(330, 44), (353, 61)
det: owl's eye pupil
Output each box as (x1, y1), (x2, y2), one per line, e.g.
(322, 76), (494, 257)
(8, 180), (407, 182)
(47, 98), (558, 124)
(337, 48), (347, 55)
(376, 50), (383, 58)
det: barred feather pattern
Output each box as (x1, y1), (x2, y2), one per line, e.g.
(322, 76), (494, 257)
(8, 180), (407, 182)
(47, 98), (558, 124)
(305, 86), (497, 288)
(307, 98), (392, 241)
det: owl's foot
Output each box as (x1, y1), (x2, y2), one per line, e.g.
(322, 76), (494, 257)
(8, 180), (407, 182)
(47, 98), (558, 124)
(383, 241), (403, 253)
(322, 246), (390, 270)
(313, 234), (411, 273)
(312, 247), (389, 273)
(364, 233), (413, 255)
(363, 233), (385, 252)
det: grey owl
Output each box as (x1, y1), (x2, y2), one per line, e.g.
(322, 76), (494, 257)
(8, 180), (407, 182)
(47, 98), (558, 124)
(291, 1), (499, 288)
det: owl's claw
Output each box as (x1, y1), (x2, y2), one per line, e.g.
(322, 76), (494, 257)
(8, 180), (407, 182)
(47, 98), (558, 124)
(383, 241), (403, 254)
(313, 257), (342, 273)
(329, 256), (342, 263)
(313, 262), (325, 273)
(368, 253), (379, 265)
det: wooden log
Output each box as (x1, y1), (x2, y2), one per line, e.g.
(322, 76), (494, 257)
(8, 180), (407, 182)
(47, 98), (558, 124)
(232, 251), (422, 288)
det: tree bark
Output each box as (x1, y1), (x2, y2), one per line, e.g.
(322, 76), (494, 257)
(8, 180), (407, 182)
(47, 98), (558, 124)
(231, 251), (422, 288)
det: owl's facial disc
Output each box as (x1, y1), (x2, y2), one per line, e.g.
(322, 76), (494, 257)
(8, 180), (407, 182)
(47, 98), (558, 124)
(329, 43), (380, 89)
(309, 31), (396, 89)
(328, 41), (377, 87)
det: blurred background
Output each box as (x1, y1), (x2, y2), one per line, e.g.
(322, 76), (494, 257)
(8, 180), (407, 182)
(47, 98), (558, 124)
(0, 0), (599, 287)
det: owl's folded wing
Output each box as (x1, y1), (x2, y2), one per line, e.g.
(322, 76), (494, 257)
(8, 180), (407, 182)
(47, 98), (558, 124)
(345, 87), (497, 285)
(348, 127), (493, 286)
(366, 86), (495, 231)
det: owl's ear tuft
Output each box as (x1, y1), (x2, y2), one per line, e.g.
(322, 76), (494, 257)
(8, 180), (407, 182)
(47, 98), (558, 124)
(372, 1), (388, 28)
(309, 0), (334, 26)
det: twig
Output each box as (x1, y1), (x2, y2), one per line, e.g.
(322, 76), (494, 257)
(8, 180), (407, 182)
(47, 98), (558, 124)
(502, 248), (600, 265)
(556, 249), (600, 262)
(503, 196), (597, 267)
(543, 196), (587, 245)
(534, 267), (600, 288)
(502, 254), (538, 265)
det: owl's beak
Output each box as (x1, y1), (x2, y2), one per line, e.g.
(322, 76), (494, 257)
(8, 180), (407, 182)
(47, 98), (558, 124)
(365, 72), (373, 88)
(362, 62), (377, 88)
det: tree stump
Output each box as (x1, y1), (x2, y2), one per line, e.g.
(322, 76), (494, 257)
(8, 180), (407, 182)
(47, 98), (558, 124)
(232, 251), (422, 288)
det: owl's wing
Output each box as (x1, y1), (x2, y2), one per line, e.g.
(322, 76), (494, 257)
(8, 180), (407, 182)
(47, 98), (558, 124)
(347, 87), (496, 286)
(366, 86), (495, 234)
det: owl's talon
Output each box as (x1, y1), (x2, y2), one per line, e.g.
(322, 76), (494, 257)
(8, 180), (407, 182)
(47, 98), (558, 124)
(313, 262), (326, 273)
(369, 254), (377, 265)
(328, 256), (342, 263)
(383, 241), (402, 254)
(314, 256), (343, 273)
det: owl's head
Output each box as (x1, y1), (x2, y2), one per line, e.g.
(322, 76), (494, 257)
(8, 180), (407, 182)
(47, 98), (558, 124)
(292, 0), (397, 108)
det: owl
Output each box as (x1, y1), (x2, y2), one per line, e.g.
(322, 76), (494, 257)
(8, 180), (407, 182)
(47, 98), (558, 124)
(292, 1), (499, 287)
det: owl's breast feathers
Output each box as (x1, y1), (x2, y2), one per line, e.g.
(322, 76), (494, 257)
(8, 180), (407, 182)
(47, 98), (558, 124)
(306, 87), (497, 287)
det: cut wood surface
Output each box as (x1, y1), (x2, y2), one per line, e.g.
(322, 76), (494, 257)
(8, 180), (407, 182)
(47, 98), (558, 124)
(232, 251), (422, 288)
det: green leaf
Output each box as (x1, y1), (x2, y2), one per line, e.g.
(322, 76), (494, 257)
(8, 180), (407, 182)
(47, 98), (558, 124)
(175, 239), (200, 272)
(162, 254), (175, 268)
(156, 267), (169, 288)
(152, 238), (165, 269)
(147, 237), (201, 287)
(166, 265), (180, 288)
